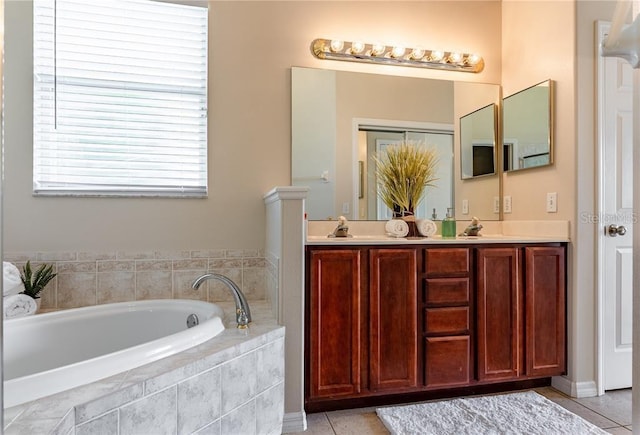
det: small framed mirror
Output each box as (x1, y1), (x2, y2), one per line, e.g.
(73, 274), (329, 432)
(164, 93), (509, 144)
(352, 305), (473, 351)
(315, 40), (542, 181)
(503, 80), (554, 172)
(460, 103), (497, 179)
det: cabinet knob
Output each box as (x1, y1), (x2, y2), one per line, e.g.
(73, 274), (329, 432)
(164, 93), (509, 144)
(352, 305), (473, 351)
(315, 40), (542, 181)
(607, 224), (627, 237)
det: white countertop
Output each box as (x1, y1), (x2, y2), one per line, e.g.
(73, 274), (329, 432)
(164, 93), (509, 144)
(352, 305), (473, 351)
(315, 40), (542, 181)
(306, 234), (569, 245)
(306, 219), (570, 245)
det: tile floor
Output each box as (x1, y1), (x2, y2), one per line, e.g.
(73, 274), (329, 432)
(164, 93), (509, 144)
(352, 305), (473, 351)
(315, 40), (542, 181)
(294, 387), (632, 434)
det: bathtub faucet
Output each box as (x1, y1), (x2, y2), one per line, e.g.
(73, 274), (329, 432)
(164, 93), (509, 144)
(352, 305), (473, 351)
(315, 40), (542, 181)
(191, 273), (252, 328)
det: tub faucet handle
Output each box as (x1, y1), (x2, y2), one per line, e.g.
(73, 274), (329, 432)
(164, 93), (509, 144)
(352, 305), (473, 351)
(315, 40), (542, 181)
(237, 308), (249, 329)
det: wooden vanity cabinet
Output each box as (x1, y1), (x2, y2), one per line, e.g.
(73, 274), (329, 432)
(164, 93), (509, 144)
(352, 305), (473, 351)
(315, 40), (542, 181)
(306, 242), (566, 410)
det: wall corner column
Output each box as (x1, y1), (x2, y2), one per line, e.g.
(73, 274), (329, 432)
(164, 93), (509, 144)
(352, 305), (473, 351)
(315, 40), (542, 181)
(264, 186), (308, 433)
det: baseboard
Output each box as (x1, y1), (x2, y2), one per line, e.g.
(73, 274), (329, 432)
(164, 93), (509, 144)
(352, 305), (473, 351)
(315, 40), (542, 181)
(552, 376), (598, 398)
(281, 411), (307, 433)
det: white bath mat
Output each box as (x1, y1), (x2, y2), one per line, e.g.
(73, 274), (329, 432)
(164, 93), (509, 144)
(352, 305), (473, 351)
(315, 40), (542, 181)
(376, 391), (608, 435)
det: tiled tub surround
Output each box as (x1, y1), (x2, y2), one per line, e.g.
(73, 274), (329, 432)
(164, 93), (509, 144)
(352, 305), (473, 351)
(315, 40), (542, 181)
(4, 301), (285, 435)
(4, 249), (270, 311)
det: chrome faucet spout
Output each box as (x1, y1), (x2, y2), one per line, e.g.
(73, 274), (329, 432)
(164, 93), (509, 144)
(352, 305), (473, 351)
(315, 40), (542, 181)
(192, 273), (252, 327)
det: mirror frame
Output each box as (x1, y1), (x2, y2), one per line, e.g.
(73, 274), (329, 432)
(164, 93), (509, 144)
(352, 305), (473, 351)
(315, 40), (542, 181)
(502, 79), (554, 172)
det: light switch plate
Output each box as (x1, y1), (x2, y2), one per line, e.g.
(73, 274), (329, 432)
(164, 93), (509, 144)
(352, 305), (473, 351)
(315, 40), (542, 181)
(462, 199), (469, 215)
(504, 196), (512, 213)
(546, 192), (557, 213)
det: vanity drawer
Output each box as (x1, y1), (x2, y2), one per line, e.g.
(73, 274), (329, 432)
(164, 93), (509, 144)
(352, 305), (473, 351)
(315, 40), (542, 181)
(424, 335), (471, 387)
(424, 278), (470, 305)
(424, 307), (469, 335)
(424, 248), (470, 276)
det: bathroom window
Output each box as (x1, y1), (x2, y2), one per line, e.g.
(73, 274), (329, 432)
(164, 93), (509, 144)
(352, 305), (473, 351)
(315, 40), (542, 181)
(33, 0), (208, 197)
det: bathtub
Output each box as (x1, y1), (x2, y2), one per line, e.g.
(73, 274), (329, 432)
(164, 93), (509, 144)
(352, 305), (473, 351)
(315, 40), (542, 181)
(3, 299), (225, 408)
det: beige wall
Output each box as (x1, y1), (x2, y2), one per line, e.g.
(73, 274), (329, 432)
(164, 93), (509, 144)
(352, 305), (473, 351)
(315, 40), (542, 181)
(501, 0), (576, 223)
(3, 1), (501, 253)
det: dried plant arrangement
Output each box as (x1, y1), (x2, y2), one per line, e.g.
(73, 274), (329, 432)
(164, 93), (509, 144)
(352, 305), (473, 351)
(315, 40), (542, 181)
(373, 141), (439, 217)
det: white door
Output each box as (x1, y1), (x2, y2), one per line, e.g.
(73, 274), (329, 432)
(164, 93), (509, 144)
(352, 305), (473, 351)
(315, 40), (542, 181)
(599, 22), (633, 391)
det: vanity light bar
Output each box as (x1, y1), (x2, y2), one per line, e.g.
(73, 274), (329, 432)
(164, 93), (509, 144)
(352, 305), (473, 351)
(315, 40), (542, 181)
(311, 38), (484, 73)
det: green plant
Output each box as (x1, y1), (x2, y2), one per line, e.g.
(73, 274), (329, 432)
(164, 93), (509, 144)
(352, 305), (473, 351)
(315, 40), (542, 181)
(20, 261), (57, 299)
(373, 141), (439, 216)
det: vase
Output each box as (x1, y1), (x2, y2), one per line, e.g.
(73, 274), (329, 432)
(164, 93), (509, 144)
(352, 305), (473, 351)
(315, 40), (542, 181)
(392, 209), (420, 238)
(400, 216), (420, 238)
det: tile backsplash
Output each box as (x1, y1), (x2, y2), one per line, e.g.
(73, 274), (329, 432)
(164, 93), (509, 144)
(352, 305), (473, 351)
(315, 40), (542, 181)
(5, 249), (269, 311)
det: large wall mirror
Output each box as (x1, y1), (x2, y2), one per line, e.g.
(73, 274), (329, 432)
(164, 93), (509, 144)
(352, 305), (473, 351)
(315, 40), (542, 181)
(503, 79), (553, 172)
(292, 67), (501, 222)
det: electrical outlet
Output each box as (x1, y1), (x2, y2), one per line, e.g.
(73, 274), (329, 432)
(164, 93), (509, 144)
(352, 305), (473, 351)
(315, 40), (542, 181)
(342, 202), (350, 214)
(504, 196), (512, 213)
(493, 196), (500, 214)
(546, 192), (557, 213)
(462, 199), (469, 215)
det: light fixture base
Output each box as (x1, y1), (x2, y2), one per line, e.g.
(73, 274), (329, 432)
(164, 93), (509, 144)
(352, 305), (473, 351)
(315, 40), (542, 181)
(311, 38), (484, 73)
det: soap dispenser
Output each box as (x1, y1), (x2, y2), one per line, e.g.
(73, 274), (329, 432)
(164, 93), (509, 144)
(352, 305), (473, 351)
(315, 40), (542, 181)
(442, 208), (456, 238)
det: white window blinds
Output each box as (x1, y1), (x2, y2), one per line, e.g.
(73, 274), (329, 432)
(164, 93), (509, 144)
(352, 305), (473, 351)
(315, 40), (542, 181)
(33, 0), (208, 197)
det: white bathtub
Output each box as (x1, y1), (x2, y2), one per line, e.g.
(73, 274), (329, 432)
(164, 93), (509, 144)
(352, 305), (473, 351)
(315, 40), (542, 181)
(3, 299), (225, 408)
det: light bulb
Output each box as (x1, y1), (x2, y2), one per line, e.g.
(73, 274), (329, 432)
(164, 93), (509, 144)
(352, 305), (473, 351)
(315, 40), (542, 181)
(391, 46), (405, 58)
(466, 54), (481, 65)
(448, 52), (463, 63)
(329, 40), (344, 53)
(429, 50), (444, 62)
(350, 41), (365, 54)
(410, 48), (425, 60)
(371, 43), (385, 56)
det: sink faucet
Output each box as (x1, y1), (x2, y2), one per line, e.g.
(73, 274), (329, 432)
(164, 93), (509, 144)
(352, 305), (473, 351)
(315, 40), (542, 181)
(192, 273), (252, 328)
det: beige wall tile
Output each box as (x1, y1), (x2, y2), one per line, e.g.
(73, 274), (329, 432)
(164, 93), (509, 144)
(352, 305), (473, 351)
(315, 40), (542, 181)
(97, 260), (135, 272)
(209, 259), (242, 269)
(191, 249), (226, 259)
(173, 259), (208, 271)
(98, 272), (136, 304)
(174, 270), (207, 301)
(78, 252), (117, 261)
(207, 269), (242, 303)
(242, 268), (266, 300)
(153, 250), (191, 260)
(57, 262), (97, 273)
(57, 273), (97, 308)
(136, 270), (173, 300)
(136, 260), (172, 271)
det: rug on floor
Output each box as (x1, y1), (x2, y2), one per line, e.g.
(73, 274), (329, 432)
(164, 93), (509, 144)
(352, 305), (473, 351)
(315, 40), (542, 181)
(376, 390), (608, 435)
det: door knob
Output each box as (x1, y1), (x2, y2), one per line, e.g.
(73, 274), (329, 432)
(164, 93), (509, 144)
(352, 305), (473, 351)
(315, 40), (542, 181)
(607, 224), (627, 237)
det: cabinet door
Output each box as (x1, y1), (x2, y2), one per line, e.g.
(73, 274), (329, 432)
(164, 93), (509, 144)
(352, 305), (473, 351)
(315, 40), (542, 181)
(477, 247), (522, 381)
(369, 248), (418, 391)
(308, 249), (362, 398)
(525, 246), (566, 376)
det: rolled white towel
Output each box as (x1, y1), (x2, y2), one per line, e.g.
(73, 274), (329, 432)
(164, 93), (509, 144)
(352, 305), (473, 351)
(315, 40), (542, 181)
(385, 219), (409, 238)
(4, 294), (37, 319)
(417, 219), (438, 237)
(3, 262), (24, 296)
